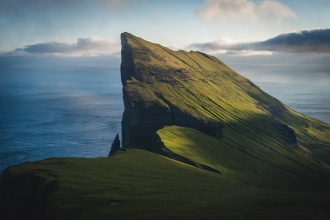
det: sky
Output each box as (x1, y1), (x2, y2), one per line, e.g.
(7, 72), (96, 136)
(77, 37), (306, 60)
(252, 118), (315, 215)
(1, 0), (330, 84)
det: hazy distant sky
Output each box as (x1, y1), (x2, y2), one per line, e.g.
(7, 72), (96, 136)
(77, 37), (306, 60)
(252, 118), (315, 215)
(1, 0), (330, 84)
(0, 0), (329, 52)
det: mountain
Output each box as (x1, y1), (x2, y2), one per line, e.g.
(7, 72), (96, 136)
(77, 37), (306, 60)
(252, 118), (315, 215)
(1, 33), (330, 219)
(121, 32), (330, 188)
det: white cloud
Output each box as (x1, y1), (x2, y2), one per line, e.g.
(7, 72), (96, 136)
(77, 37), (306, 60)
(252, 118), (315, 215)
(258, 1), (297, 19)
(197, 0), (297, 22)
(4, 37), (121, 57)
(75, 37), (120, 55)
(225, 50), (273, 56)
(188, 29), (330, 56)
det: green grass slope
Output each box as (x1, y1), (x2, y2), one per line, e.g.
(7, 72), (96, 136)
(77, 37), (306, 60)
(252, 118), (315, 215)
(122, 32), (330, 188)
(1, 149), (330, 220)
(156, 125), (330, 190)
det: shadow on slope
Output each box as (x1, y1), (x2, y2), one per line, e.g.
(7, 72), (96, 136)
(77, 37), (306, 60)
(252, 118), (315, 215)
(154, 120), (330, 191)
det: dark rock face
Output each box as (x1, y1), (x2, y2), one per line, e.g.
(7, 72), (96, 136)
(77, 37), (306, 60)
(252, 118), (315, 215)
(276, 123), (298, 149)
(0, 184), (46, 220)
(108, 134), (121, 156)
(121, 93), (223, 151)
(120, 33), (136, 85)
(0, 168), (58, 220)
(121, 100), (172, 150)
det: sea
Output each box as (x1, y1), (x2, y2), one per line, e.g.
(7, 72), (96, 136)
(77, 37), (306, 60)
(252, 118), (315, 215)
(0, 68), (329, 173)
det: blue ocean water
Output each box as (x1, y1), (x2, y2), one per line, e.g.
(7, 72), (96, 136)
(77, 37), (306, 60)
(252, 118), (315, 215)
(0, 70), (329, 173)
(0, 70), (123, 173)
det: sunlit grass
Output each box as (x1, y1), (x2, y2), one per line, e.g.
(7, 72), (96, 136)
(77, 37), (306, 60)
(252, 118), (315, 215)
(156, 125), (330, 190)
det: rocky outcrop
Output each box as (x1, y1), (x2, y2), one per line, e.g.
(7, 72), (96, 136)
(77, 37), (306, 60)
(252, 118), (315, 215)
(108, 134), (121, 156)
(276, 123), (298, 149)
(0, 167), (58, 220)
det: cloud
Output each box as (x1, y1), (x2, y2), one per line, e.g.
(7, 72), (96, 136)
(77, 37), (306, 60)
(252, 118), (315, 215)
(257, 1), (297, 19)
(219, 52), (330, 85)
(188, 38), (273, 56)
(197, 0), (297, 22)
(255, 29), (330, 53)
(188, 29), (330, 56)
(3, 37), (121, 57)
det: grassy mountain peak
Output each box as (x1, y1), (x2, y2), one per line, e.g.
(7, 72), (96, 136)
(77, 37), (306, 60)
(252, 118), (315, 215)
(121, 33), (330, 188)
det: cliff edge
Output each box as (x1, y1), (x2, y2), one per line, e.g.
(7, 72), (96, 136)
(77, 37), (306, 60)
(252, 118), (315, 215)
(121, 32), (224, 150)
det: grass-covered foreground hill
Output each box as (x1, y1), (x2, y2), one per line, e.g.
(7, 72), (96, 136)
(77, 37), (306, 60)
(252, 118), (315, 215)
(1, 33), (330, 219)
(1, 149), (330, 220)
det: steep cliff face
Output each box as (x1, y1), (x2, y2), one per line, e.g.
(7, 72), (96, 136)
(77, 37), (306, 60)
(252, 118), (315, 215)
(121, 33), (170, 150)
(121, 33), (224, 150)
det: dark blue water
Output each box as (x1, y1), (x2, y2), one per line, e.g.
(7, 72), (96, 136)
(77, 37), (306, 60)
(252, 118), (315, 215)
(0, 69), (123, 173)
(1, 69), (329, 173)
